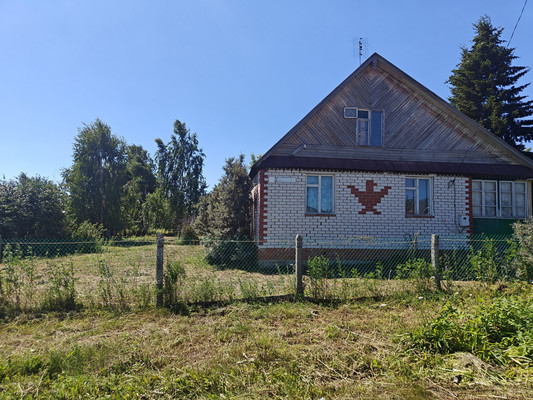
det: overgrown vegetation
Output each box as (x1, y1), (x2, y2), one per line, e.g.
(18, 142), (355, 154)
(408, 290), (533, 372)
(0, 286), (531, 399)
(0, 234), (532, 397)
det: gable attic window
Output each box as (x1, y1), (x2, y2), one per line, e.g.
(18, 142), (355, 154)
(344, 108), (383, 146)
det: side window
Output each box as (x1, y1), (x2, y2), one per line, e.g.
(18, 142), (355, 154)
(306, 175), (334, 214)
(405, 178), (432, 216)
(473, 180), (526, 218)
(473, 180), (497, 217)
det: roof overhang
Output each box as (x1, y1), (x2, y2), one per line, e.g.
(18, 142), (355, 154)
(250, 155), (533, 179)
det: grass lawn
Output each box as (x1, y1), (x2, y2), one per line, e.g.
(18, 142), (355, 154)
(0, 242), (532, 398)
(0, 294), (532, 399)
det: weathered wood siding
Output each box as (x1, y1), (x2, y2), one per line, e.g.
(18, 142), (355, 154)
(272, 62), (516, 165)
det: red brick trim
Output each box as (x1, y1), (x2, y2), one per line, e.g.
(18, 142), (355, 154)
(465, 177), (474, 235)
(348, 180), (392, 215)
(258, 169), (269, 242)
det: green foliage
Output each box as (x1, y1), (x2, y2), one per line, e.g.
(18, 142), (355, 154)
(63, 119), (128, 234)
(163, 260), (186, 309)
(307, 255), (330, 299)
(177, 225), (199, 245)
(0, 244), (38, 315)
(469, 238), (499, 284)
(396, 258), (434, 292)
(70, 221), (104, 253)
(0, 174), (66, 238)
(142, 188), (174, 232)
(447, 16), (533, 149)
(409, 293), (533, 366)
(155, 120), (207, 231)
(195, 154), (253, 239)
(203, 238), (258, 270)
(41, 261), (78, 312)
(121, 145), (157, 235)
(512, 218), (533, 282)
(97, 260), (130, 311)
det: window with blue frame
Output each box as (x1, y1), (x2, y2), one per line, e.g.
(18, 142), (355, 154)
(306, 175), (334, 214)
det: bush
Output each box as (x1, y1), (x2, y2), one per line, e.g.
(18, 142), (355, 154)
(41, 261), (78, 312)
(307, 255), (330, 299)
(203, 237), (258, 270)
(163, 260), (186, 309)
(512, 218), (533, 282)
(396, 258), (434, 292)
(177, 225), (199, 245)
(408, 292), (533, 366)
(70, 221), (104, 254)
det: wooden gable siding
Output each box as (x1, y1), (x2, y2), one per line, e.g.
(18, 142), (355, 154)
(272, 62), (515, 165)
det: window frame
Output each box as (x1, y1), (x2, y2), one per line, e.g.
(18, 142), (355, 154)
(473, 179), (527, 218)
(306, 174), (335, 215)
(356, 109), (383, 147)
(405, 177), (433, 216)
(472, 180), (498, 217)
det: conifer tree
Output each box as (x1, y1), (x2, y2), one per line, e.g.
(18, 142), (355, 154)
(195, 154), (252, 239)
(447, 16), (533, 149)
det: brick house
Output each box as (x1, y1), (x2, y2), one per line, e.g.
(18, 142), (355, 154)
(249, 53), (533, 263)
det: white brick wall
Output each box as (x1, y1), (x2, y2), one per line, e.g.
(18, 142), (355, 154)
(260, 169), (469, 246)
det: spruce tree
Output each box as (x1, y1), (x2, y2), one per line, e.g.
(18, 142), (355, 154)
(447, 16), (533, 149)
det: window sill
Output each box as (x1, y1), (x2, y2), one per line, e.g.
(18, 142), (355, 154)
(405, 215), (434, 219)
(305, 213), (336, 217)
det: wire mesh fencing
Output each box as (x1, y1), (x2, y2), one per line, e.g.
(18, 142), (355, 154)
(0, 233), (528, 315)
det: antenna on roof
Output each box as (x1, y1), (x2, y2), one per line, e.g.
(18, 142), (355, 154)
(353, 37), (369, 65)
(359, 38), (363, 65)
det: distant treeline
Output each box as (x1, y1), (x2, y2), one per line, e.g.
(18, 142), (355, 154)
(1, 119), (254, 242)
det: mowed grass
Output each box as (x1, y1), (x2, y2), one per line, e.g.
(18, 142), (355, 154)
(1, 294), (532, 399)
(1, 243), (532, 398)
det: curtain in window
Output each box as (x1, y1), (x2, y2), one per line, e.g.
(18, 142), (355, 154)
(320, 176), (333, 213)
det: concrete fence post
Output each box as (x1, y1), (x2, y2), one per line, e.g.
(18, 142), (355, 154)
(295, 234), (303, 295)
(431, 234), (442, 291)
(156, 233), (164, 307)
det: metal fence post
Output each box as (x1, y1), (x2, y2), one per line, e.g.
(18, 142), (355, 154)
(295, 234), (303, 295)
(431, 234), (442, 291)
(156, 233), (164, 307)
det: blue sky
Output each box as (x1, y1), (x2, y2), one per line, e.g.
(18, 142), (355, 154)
(1, 0), (532, 188)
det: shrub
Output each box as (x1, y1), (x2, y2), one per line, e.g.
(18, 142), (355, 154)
(307, 255), (330, 299)
(396, 258), (434, 292)
(178, 225), (199, 245)
(203, 237), (258, 270)
(163, 260), (186, 308)
(469, 238), (499, 284)
(70, 221), (104, 253)
(512, 218), (533, 282)
(41, 261), (78, 312)
(408, 293), (533, 366)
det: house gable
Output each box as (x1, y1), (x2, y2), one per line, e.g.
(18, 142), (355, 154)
(251, 53), (533, 179)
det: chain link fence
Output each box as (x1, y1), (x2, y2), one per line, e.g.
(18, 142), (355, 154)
(0, 233), (528, 315)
